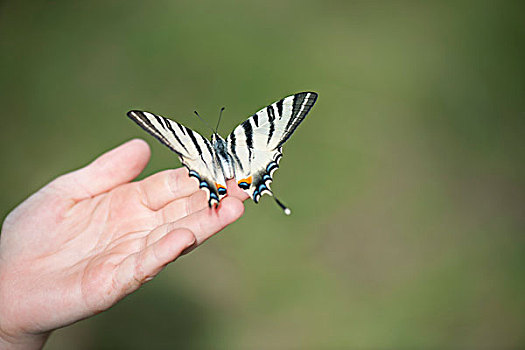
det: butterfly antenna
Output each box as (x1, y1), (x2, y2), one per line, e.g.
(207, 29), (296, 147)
(273, 196), (292, 215)
(215, 107), (225, 133)
(193, 110), (215, 134)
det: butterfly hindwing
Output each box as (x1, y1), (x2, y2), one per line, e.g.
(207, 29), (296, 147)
(226, 91), (318, 202)
(127, 110), (227, 206)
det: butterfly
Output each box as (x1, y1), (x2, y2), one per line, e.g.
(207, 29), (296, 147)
(127, 91), (318, 214)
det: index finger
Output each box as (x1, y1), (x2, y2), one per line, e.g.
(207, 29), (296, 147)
(137, 167), (199, 211)
(226, 178), (250, 201)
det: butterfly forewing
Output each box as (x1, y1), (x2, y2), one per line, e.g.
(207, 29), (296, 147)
(226, 92), (318, 202)
(127, 110), (227, 206)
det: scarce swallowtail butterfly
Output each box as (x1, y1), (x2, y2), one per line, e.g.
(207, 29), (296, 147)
(127, 91), (318, 215)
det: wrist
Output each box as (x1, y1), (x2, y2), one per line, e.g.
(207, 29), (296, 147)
(0, 328), (50, 350)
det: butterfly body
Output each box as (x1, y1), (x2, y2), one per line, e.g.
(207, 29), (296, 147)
(210, 133), (235, 180)
(128, 91), (318, 214)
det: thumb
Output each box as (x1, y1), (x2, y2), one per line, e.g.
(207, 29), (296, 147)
(51, 139), (150, 200)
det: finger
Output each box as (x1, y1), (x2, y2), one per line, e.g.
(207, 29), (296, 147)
(51, 139), (150, 200)
(226, 178), (250, 201)
(164, 196), (245, 246)
(140, 171), (249, 213)
(157, 189), (208, 223)
(137, 168), (200, 211)
(115, 228), (196, 294)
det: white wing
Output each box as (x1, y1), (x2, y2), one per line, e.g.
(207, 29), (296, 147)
(127, 110), (227, 206)
(226, 92), (318, 203)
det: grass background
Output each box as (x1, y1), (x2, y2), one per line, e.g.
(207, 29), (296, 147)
(1, 0), (524, 348)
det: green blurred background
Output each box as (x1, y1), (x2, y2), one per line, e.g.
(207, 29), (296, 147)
(1, 0), (524, 348)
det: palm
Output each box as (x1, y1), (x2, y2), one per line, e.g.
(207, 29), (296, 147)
(0, 139), (247, 342)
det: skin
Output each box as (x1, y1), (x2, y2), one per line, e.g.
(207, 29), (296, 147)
(0, 139), (248, 349)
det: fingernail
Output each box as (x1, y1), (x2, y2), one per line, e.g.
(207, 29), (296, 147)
(181, 236), (197, 255)
(186, 234), (197, 247)
(181, 244), (196, 256)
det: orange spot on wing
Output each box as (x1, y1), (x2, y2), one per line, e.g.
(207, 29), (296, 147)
(215, 183), (226, 190)
(238, 176), (252, 185)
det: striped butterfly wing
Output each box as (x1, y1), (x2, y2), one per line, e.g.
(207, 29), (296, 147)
(127, 111), (227, 207)
(226, 92), (318, 203)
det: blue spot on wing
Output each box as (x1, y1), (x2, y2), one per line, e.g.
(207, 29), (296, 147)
(266, 162), (279, 173)
(238, 181), (250, 189)
(186, 169), (221, 208)
(188, 170), (200, 179)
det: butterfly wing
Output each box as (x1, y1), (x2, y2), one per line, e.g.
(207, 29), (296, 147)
(127, 110), (227, 207)
(226, 91), (318, 203)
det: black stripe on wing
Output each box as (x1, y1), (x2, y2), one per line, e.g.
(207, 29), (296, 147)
(164, 120), (189, 153)
(266, 105), (276, 145)
(276, 99), (284, 118)
(242, 119), (253, 160)
(277, 92), (318, 148)
(184, 126), (202, 155)
(228, 131), (244, 172)
(127, 110), (186, 156)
